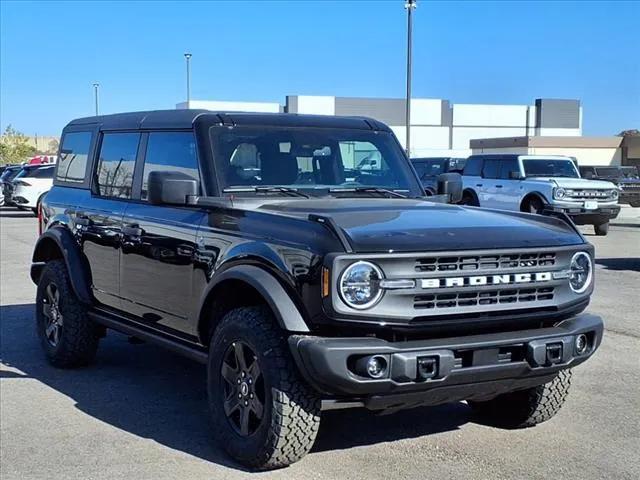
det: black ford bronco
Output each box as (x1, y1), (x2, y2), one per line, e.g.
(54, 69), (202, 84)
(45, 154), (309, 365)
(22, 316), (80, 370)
(31, 110), (603, 470)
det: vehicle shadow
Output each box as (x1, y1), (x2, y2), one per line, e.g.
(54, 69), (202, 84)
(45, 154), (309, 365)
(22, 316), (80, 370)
(0, 303), (472, 469)
(596, 257), (640, 273)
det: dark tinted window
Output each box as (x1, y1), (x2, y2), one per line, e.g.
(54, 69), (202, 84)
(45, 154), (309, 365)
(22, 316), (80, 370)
(141, 132), (200, 200)
(482, 159), (500, 179)
(56, 131), (93, 183)
(211, 127), (422, 196)
(24, 166), (54, 178)
(95, 133), (140, 198)
(463, 156), (483, 176)
(499, 159), (520, 179)
(1, 167), (22, 182)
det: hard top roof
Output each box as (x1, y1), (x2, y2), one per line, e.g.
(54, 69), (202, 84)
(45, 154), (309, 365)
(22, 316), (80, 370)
(65, 109), (391, 132)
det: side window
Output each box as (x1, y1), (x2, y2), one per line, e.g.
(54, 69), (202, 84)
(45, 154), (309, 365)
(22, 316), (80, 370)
(482, 159), (500, 179)
(463, 157), (483, 176)
(141, 132), (200, 200)
(56, 131), (92, 183)
(95, 133), (140, 199)
(499, 159), (519, 179)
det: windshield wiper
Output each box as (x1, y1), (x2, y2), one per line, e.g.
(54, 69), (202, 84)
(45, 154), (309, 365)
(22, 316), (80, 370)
(223, 186), (310, 198)
(328, 187), (408, 198)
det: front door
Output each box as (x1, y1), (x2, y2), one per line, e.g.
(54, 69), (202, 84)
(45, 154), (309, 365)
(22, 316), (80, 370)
(119, 131), (204, 337)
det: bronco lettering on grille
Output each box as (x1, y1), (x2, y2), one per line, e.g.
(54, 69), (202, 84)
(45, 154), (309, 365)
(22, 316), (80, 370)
(420, 272), (552, 289)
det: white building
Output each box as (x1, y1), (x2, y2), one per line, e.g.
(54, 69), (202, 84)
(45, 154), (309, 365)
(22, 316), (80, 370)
(177, 96), (582, 158)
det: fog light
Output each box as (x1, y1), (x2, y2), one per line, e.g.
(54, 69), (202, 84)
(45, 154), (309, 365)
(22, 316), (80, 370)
(358, 355), (387, 379)
(575, 334), (588, 355)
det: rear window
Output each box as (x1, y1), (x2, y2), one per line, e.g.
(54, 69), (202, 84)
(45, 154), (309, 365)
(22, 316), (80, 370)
(56, 131), (93, 183)
(95, 133), (140, 199)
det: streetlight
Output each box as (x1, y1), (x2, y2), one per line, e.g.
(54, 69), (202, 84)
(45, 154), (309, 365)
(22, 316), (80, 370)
(92, 83), (100, 116)
(184, 53), (192, 106)
(404, 0), (417, 156)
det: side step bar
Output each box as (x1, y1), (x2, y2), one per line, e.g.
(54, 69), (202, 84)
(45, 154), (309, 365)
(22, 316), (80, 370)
(88, 310), (208, 364)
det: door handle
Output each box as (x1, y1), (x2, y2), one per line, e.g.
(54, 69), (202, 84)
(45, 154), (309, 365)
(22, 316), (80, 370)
(476, 184), (483, 187)
(495, 185), (503, 188)
(122, 225), (144, 237)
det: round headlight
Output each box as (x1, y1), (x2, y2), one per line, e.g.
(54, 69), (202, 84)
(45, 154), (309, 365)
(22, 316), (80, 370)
(611, 189), (619, 199)
(569, 252), (593, 293)
(339, 261), (384, 309)
(554, 187), (566, 199)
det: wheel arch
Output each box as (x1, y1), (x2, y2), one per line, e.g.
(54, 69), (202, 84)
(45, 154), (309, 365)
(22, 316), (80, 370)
(462, 188), (480, 205)
(197, 265), (310, 347)
(520, 191), (549, 212)
(31, 227), (93, 304)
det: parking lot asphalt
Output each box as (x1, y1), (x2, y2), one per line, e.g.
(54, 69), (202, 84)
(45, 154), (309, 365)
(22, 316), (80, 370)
(1, 207), (639, 480)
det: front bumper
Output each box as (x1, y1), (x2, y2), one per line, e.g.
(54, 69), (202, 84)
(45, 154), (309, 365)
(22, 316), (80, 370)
(289, 313), (602, 409)
(548, 204), (620, 224)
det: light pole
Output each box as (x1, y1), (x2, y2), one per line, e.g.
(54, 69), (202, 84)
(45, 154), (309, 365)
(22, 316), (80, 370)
(184, 53), (192, 106)
(404, 0), (417, 157)
(92, 83), (100, 116)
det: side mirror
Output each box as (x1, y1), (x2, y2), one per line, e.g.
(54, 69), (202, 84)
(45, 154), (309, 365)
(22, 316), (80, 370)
(509, 170), (524, 180)
(147, 171), (199, 205)
(436, 172), (463, 204)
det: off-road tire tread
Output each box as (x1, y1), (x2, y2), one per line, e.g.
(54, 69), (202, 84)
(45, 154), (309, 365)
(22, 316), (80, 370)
(210, 307), (320, 470)
(470, 370), (572, 428)
(37, 260), (99, 368)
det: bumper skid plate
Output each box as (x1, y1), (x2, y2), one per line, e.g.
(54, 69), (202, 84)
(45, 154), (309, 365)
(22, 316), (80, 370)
(289, 313), (603, 408)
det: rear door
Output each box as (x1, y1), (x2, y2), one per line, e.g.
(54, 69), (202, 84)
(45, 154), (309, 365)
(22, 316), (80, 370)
(119, 131), (205, 337)
(79, 131), (141, 310)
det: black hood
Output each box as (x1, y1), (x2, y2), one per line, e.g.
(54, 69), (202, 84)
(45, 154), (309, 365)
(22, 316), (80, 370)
(259, 199), (584, 253)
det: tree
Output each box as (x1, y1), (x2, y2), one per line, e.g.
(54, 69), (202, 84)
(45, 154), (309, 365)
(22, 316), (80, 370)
(47, 138), (60, 154)
(0, 125), (37, 165)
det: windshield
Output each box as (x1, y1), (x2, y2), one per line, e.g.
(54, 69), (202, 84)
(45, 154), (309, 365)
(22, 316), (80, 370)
(211, 126), (423, 197)
(523, 159), (579, 178)
(596, 167), (639, 179)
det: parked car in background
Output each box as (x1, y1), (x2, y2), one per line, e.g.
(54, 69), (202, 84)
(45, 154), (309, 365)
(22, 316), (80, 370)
(461, 154), (620, 235)
(0, 165), (24, 206)
(579, 165), (640, 207)
(10, 164), (55, 214)
(411, 157), (466, 194)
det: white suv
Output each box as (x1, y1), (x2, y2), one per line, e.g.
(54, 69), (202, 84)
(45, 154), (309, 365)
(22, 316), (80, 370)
(10, 165), (55, 215)
(461, 154), (620, 235)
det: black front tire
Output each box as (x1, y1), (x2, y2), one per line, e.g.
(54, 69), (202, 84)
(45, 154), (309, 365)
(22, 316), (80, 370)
(460, 191), (478, 206)
(207, 306), (320, 470)
(469, 370), (572, 428)
(523, 196), (544, 215)
(594, 222), (609, 236)
(35, 260), (100, 367)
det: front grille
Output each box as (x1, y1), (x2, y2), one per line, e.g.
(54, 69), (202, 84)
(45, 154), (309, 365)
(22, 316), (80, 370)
(415, 252), (556, 273)
(567, 189), (615, 200)
(414, 287), (555, 310)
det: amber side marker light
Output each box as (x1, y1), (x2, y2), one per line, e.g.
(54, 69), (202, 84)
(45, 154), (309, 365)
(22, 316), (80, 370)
(322, 267), (330, 297)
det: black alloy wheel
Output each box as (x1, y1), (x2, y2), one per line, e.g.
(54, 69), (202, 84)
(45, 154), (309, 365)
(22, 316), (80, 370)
(41, 282), (63, 347)
(221, 341), (265, 437)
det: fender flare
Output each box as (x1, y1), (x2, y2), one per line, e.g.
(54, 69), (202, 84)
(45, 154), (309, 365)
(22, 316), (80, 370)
(202, 265), (310, 333)
(31, 227), (93, 304)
